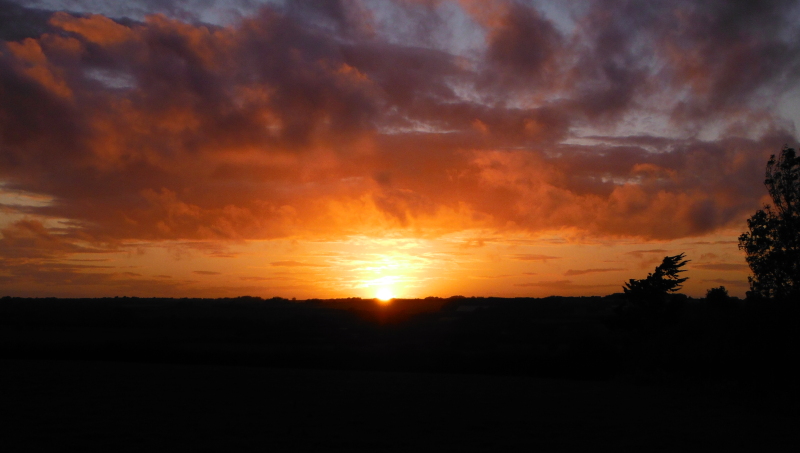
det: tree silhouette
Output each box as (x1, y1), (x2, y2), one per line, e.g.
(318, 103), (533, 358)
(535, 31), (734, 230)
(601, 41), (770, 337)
(738, 146), (800, 301)
(618, 253), (690, 328)
(623, 253), (690, 298)
(705, 286), (735, 309)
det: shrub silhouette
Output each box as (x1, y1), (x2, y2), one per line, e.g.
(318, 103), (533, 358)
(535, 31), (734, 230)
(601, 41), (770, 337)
(739, 146), (800, 301)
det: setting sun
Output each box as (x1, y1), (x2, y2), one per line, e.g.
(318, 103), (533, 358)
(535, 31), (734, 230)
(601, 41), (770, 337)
(376, 288), (394, 301)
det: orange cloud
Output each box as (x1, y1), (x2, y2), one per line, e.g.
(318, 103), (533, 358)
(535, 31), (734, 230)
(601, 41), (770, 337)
(271, 261), (330, 268)
(49, 12), (134, 45)
(512, 255), (561, 261)
(564, 268), (626, 276)
(695, 263), (749, 271)
(0, 0), (797, 272)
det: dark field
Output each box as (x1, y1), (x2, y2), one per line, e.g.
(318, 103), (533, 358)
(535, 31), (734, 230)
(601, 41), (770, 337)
(2, 295), (800, 451)
(2, 359), (798, 452)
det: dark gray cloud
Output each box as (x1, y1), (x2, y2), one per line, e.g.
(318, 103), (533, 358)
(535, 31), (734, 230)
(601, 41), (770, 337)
(0, 0), (55, 41)
(487, 2), (563, 80)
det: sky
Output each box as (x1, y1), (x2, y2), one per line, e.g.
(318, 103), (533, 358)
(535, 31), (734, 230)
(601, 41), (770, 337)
(1, 0), (799, 299)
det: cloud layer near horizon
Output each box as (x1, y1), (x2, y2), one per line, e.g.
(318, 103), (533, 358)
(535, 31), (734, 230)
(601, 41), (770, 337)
(2, 0), (800, 258)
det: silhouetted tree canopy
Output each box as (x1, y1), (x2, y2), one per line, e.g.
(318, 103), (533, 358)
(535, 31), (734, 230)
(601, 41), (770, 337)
(616, 254), (689, 329)
(705, 285), (728, 300)
(705, 286), (735, 309)
(738, 147), (800, 301)
(623, 253), (690, 299)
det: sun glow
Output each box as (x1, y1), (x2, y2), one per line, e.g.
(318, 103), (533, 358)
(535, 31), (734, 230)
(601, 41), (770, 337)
(375, 287), (394, 301)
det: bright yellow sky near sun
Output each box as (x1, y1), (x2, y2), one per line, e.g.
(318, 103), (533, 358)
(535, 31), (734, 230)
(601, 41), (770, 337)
(0, 202), (749, 299)
(152, 231), (749, 299)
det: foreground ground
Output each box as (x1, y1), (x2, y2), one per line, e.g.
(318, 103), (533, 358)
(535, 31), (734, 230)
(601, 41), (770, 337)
(2, 359), (797, 452)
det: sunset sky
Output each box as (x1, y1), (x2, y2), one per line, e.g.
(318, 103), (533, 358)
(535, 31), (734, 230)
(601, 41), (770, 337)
(2, 0), (799, 299)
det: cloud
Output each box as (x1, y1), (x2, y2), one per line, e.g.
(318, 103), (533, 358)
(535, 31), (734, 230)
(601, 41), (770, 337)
(1, 0), (799, 269)
(472, 274), (512, 280)
(511, 254), (561, 261)
(0, 220), (110, 259)
(0, 1), (55, 41)
(515, 280), (619, 289)
(270, 261), (330, 268)
(516, 280), (571, 287)
(695, 263), (749, 271)
(702, 278), (750, 288)
(689, 241), (738, 245)
(240, 276), (284, 281)
(564, 268), (626, 276)
(0, 257), (196, 297)
(625, 249), (669, 259)
(192, 270), (221, 275)
(486, 2), (563, 83)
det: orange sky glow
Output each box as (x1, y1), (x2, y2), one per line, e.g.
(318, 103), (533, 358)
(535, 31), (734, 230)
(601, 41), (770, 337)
(2, 0), (799, 299)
